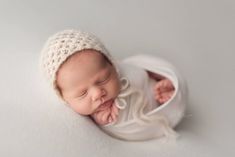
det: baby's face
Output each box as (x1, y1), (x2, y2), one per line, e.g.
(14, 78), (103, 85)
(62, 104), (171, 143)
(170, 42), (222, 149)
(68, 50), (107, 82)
(56, 50), (120, 115)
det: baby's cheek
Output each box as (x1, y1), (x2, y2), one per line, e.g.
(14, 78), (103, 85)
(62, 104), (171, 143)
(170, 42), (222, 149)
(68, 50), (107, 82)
(109, 80), (121, 96)
(69, 99), (92, 115)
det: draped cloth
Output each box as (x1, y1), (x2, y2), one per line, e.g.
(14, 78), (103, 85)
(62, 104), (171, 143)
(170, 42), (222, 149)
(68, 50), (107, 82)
(100, 55), (187, 141)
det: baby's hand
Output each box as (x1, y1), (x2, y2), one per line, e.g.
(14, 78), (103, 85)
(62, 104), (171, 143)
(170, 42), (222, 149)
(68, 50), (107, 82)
(155, 79), (175, 104)
(91, 103), (119, 125)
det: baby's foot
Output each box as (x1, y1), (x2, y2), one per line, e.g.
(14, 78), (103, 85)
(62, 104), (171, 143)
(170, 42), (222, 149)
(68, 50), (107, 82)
(155, 79), (175, 104)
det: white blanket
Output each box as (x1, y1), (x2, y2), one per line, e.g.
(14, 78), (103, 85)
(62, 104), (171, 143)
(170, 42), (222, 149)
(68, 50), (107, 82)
(100, 55), (187, 141)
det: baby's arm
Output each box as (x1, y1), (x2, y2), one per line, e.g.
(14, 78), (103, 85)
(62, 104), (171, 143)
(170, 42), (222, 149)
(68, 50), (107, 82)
(91, 103), (119, 125)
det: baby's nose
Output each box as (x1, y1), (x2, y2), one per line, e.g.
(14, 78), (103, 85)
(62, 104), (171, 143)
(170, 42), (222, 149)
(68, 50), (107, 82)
(91, 87), (106, 101)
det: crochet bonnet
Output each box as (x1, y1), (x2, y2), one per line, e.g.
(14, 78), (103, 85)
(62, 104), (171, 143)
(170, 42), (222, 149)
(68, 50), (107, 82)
(40, 29), (118, 99)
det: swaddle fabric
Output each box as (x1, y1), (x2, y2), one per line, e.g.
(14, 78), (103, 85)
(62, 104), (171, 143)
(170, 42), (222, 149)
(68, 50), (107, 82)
(100, 55), (187, 141)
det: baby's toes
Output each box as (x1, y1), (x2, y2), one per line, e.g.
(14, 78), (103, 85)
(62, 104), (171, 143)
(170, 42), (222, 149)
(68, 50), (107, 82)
(158, 97), (166, 104)
(161, 91), (174, 102)
(155, 81), (163, 91)
(155, 93), (164, 104)
(155, 80), (170, 93)
(164, 79), (175, 90)
(155, 90), (162, 100)
(169, 90), (174, 97)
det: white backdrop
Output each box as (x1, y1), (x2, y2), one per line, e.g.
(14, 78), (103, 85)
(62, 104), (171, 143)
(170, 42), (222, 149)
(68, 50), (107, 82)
(0, 0), (234, 156)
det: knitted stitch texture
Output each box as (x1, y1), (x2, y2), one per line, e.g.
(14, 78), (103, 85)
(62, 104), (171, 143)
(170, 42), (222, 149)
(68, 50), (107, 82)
(40, 29), (118, 98)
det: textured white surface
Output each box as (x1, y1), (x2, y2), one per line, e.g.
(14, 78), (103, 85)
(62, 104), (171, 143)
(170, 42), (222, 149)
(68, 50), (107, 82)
(0, 0), (234, 156)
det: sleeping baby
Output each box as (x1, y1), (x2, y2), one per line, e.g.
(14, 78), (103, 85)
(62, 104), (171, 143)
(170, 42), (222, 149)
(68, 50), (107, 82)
(40, 29), (187, 141)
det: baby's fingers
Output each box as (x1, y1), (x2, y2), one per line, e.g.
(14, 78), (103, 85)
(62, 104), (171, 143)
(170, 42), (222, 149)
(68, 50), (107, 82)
(112, 104), (119, 116)
(110, 110), (117, 123)
(100, 109), (111, 124)
(108, 115), (113, 123)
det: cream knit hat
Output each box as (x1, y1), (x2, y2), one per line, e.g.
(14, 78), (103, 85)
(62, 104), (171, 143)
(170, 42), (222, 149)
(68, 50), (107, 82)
(40, 29), (118, 99)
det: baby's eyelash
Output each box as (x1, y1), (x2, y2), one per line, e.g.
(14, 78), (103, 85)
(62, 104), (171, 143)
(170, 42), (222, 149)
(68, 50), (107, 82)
(78, 90), (87, 97)
(97, 72), (111, 84)
(98, 78), (108, 84)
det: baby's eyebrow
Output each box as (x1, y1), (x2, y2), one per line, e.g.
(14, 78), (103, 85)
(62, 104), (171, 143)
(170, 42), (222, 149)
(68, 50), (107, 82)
(94, 69), (111, 83)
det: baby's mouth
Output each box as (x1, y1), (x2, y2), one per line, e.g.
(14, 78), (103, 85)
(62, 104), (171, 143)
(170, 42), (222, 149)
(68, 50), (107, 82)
(96, 99), (114, 112)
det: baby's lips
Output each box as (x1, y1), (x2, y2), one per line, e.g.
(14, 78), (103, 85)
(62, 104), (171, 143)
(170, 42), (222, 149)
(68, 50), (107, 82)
(95, 99), (114, 112)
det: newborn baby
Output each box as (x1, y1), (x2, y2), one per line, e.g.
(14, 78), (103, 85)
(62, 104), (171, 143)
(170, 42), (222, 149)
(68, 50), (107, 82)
(40, 29), (186, 140)
(56, 50), (174, 125)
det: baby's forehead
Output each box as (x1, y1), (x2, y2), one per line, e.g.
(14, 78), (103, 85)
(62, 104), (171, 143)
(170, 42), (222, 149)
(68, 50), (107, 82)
(56, 50), (110, 89)
(82, 51), (105, 62)
(76, 49), (101, 57)
(71, 50), (111, 67)
(59, 50), (109, 71)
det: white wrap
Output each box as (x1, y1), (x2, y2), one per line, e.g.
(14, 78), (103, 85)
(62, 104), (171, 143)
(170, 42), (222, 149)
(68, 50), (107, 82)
(100, 55), (187, 141)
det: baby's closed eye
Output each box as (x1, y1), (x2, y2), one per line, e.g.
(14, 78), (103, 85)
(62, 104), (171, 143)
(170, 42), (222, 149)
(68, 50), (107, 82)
(97, 72), (112, 85)
(77, 90), (88, 98)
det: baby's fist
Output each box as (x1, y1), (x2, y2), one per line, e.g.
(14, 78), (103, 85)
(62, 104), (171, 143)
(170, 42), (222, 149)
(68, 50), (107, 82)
(91, 103), (119, 125)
